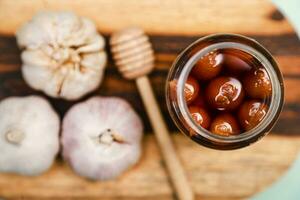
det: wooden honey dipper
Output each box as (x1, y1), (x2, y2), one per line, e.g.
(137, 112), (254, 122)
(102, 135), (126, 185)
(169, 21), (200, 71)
(110, 27), (194, 200)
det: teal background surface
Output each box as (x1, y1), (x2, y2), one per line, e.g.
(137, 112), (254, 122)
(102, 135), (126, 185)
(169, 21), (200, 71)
(273, 0), (300, 38)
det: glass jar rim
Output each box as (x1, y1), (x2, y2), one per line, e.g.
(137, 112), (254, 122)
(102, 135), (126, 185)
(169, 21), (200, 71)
(171, 33), (284, 145)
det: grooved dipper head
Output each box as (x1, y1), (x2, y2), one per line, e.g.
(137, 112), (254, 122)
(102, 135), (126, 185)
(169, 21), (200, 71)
(110, 27), (155, 79)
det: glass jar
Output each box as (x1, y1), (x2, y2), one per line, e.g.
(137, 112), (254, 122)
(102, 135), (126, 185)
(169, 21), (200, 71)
(166, 34), (284, 150)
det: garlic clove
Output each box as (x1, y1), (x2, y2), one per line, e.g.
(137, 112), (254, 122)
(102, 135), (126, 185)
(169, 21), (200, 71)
(59, 66), (103, 100)
(0, 96), (60, 176)
(17, 12), (59, 49)
(21, 50), (53, 67)
(62, 96), (143, 180)
(81, 52), (107, 70)
(76, 35), (105, 53)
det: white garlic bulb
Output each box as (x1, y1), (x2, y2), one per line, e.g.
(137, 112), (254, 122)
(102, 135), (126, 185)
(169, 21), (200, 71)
(0, 96), (60, 176)
(62, 96), (143, 180)
(16, 11), (107, 100)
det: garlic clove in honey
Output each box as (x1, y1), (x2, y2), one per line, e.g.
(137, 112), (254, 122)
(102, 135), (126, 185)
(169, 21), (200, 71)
(0, 96), (60, 176)
(188, 106), (211, 129)
(192, 51), (223, 81)
(205, 76), (244, 111)
(238, 100), (268, 131)
(184, 76), (200, 104)
(61, 96), (143, 180)
(210, 113), (240, 136)
(243, 68), (272, 99)
(16, 11), (107, 100)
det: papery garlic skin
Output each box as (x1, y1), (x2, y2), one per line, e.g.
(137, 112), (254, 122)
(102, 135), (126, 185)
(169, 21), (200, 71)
(62, 96), (143, 180)
(0, 96), (60, 176)
(16, 11), (107, 100)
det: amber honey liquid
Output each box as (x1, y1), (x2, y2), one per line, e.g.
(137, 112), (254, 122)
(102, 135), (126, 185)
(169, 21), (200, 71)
(184, 48), (272, 136)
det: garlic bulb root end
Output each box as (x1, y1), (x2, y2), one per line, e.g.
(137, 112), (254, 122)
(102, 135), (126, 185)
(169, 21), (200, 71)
(5, 130), (25, 145)
(94, 129), (125, 145)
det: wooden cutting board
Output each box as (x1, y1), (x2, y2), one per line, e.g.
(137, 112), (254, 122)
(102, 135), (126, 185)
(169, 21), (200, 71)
(0, 0), (299, 199)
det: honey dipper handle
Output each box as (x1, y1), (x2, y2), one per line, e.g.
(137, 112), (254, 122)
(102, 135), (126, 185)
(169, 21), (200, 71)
(136, 76), (194, 200)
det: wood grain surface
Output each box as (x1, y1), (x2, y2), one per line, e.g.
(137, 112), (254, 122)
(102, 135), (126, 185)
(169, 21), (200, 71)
(0, 0), (293, 35)
(0, 134), (300, 200)
(0, 0), (300, 199)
